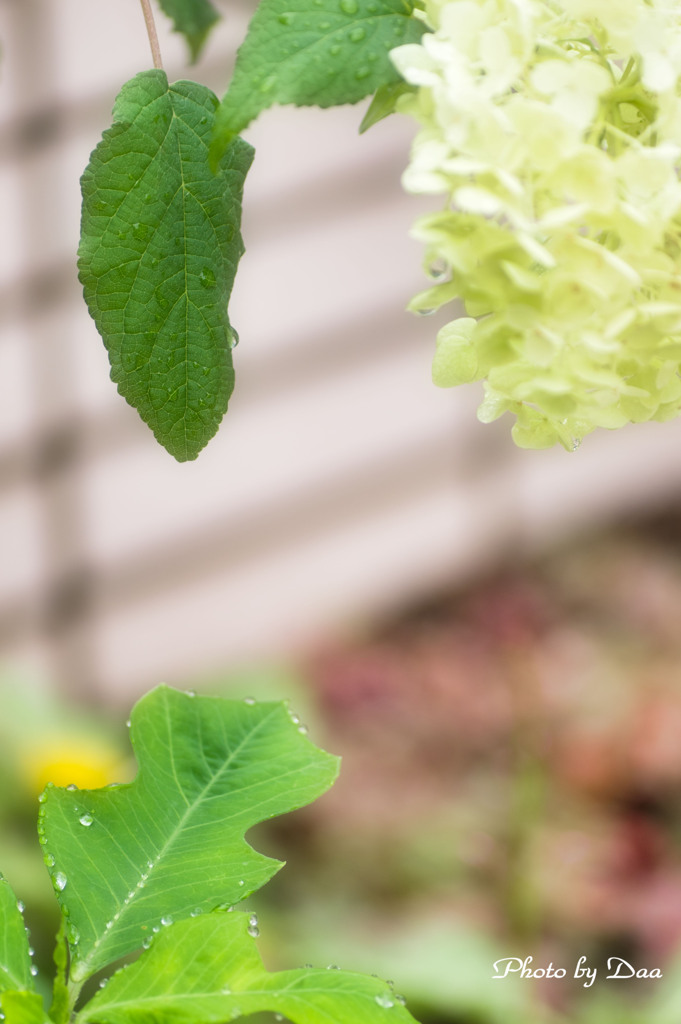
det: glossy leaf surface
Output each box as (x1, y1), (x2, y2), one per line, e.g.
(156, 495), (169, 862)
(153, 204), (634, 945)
(39, 686), (338, 982)
(80, 913), (419, 1024)
(212, 0), (427, 158)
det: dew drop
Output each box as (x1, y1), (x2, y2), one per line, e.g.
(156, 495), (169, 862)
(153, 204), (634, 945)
(278, 11), (294, 23)
(416, 307), (436, 316)
(571, 437), (581, 452)
(28, 947), (34, 956)
(54, 872), (67, 892)
(190, 907), (203, 917)
(354, 66), (370, 79)
(185, 690), (196, 697)
(199, 267), (216, 288)
(238, 879), (245, 886)
(394, 994), (406, 1005)
(79, 813), (94, 827)
(330, 44), (341, 55)
(126, 718), (132, 727)
(428, 258), (448, 281)
(229, 328), (240, 350)
(247, 920), (260, 938)
(298, 724), (309, 735)
(66, 784), (78, 792)
(221, 985), (232, 995)
(327, 964), (340, 970)
(260, 75), (278, 94)
(99, 980), (107, 989)
(340, 0), (358, 12)
(319, 20), (331, 29)
(244, 696), (256, 705)
(30, 966), (38, 977)
(350, 26), (366, 41)
(375, 994), (394, 1009)
(16, 900), (25, 912)
(143, 937), (153, 949)
(38, 792), (47, 804)
(161, 915), (173, 926)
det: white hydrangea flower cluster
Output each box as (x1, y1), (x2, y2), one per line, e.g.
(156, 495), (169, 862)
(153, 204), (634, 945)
(390, 0), (681, 449)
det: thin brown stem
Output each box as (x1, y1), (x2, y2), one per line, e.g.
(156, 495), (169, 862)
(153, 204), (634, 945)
(139, 0), (164, 70)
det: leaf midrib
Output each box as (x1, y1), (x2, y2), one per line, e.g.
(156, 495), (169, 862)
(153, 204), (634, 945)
(74, 701), (279, 978)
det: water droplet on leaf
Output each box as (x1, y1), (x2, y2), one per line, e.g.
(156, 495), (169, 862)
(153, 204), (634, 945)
(428, 258), (448, 281)
(340, 0), (358, 13)
(375, 993), (394, 1008)
(79, 813), (94, 827)
(54, 872), (67, 892)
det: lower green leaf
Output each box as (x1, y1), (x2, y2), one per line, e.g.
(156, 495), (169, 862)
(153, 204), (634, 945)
(79, 913), (420, 1024)
(0, 876), (34, 994)
(78, 70), (254, 462)
(0, 993), (48, 1024)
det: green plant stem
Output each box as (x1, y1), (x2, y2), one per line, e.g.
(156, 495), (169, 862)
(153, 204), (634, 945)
(49, 918), (79, 1024)
(139, 0), (164, 70)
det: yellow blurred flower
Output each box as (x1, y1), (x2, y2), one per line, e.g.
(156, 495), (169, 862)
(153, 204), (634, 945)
(19, 736), (130, 795)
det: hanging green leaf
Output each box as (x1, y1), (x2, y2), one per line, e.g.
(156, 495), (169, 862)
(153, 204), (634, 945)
(78, 70), (253, 462)
(156, 0), (221, 62)
(39, 686), (338, 983)
(211, 0), (427, 161)
(79, 913), (418, 1024)
(0, 876), (34, 995)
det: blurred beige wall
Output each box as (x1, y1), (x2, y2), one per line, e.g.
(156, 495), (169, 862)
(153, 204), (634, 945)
(2, 0), (681, 705)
